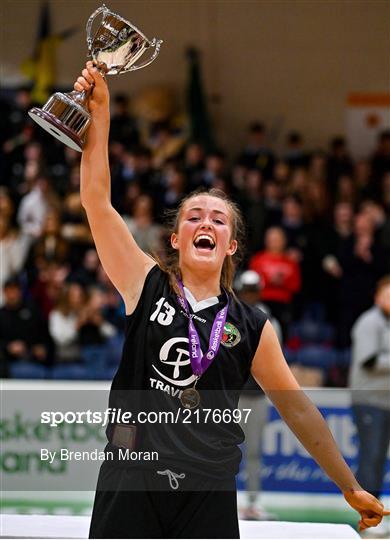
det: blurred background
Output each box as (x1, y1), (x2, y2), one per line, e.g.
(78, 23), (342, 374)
(0, 0), (389, 535)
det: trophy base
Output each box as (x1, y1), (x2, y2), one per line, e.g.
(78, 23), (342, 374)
(29, 108), (85, 152)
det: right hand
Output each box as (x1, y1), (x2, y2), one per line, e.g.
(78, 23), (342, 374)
(343, 488), (390, 531)
(73, 61), (109, 116)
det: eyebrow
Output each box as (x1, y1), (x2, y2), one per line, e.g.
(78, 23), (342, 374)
(187, 206), (228, 218)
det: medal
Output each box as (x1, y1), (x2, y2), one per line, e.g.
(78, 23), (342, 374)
(180, 378), (200, 409)
(176, 279), (229, 408)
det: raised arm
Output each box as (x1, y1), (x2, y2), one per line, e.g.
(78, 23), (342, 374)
(251, 321), (390, 532)
(75, 62), (155, 314)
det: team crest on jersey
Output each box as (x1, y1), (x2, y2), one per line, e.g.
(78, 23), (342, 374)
(221, 322), (241, 348)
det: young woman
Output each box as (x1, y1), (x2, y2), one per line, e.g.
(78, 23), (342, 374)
(75, 62), (389, 539)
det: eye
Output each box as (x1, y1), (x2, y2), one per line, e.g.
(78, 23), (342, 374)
(213, 219), (225, 225)
(188, 216), (200, 222)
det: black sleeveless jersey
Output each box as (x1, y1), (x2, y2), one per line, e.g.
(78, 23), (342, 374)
(106, 265), (267, 478)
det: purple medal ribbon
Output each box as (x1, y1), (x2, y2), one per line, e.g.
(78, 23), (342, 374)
(176, 279), (229, 377)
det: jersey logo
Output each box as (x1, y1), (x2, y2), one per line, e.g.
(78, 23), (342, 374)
(152, 337), (197, 386)
(221, 322), (241, 348)
(150, 297), (176, 326)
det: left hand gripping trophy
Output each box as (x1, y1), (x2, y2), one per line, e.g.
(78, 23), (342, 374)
(28, 4), (163, 152)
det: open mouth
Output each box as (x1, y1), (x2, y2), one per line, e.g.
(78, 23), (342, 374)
(193, 234), (216, 251)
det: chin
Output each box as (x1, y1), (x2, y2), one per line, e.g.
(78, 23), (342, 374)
(188, 250), (221, 271)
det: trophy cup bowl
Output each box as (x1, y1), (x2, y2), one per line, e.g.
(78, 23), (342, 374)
(28, 4), (163, 152)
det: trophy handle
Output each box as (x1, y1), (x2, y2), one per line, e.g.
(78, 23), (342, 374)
(86, 4), (109, 52)
(127, 38), (163, 71)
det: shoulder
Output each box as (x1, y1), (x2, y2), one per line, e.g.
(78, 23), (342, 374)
(352, 306), (382, 333)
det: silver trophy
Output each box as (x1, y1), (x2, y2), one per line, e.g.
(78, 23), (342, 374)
(28, 4), (163, 152)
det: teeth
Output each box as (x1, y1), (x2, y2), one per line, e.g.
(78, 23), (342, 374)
(194, 234), (215, 247)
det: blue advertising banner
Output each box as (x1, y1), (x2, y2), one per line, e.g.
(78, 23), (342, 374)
(238, 391), (390, 494)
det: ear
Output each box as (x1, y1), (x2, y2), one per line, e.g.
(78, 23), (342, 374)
(226, 239), (237, 256)
(171, 233), (179, 250)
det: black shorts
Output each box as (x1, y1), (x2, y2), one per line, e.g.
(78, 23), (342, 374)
(89, 463), (239, 539)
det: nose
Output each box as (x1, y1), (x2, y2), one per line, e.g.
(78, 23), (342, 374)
(200, 216), (213, 229)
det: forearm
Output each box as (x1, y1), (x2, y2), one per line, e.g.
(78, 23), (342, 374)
(271, 390), (361, 493)
(80, 110), (111, 208)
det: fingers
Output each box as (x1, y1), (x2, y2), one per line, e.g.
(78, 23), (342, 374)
(383, 509), (390, 516)
(361, 516), (381, 527)
(86, 60), (106, 86)
(73, 61), (102, 92)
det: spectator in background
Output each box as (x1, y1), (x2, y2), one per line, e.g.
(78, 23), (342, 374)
(149, 121), (185, 168)
(335, 175), (358, 206)
(184, 142), (205, 190)
(6, 141), (44, 199)
(280, 195), (307, 262)
(249, 227), (301, 338)
(61, 191), (93, 268)
(4, 86), (34, 140)
(109, 93), (139, 149)
(17, 175), (59, 238)
(307, 152), (327, 184)
(348, 276), (390, 516)
(354, 159), (373, 201)
(123, 194), (163, 255)
(371, 130), (390, 193)
(68, 248), (100, 287)
(0, 189), (32, 306)
(30, 261), (70, 319)
(263, 180), (283, 226)
(327, 136), (353, 195)
(321, 202), (354, 321)
(302, 178), (330, 225)
(29, 210), (69, 267)
(2, 89), (37, 183)
(237, 169), (267, 257)
(283, 131), (308, 170)
(111, 148), (145, 210)
(289, 167), (308, 198)
(0, 277), (49, 376)
(336, 212), (386, 346)
(382, 172), (390, 213)
(237, 122), (275, 180)
(236, 270), (281, 521)
(78, 287), (117, 348)
(49, 282), (85, 363)
(158, 163), (187, 212)
(196, 151), (227, 190)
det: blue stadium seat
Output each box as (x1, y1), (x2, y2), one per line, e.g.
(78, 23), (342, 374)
(283, 347), (297, 365)
(289, 320), (335, 345)
(80, 345), (107, 371)
(297, 345), (338, 370)
(95, 365), (118, 380)
(302, 302), (326, 322)
(51, 363), (93, 380)
(336, 348), (352, 369)
(105, 334), (125, 366)
(9, 361), (48, 379)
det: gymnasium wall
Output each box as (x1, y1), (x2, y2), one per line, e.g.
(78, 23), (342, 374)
(1, 0), (389, 154)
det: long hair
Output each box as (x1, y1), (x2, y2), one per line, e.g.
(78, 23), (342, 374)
(156, 188), (245, 295)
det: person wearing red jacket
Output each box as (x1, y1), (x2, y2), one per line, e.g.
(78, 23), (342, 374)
(249, 226), (301, 338)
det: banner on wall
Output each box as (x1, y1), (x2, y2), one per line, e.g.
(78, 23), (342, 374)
(238, 389), (390, 494)
(346, 93), (390, 159)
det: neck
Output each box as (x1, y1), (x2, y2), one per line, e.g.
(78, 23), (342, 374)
(180, 265), (221, 301)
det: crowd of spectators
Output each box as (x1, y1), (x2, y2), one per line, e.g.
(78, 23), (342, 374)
(1, 87), (389, 385)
